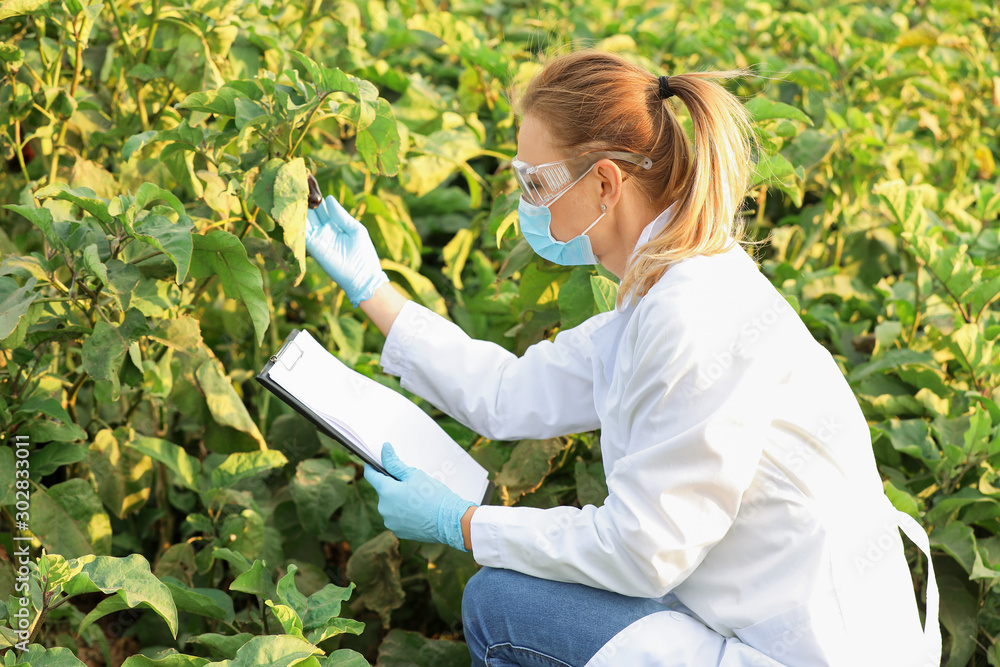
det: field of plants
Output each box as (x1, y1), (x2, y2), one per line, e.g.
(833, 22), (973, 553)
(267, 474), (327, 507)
(0, 0), (998, 664)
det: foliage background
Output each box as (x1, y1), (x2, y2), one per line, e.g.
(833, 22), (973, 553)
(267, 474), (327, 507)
(0, 0), (998, 665)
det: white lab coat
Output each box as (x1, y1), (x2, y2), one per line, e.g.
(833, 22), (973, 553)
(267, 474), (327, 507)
(379, 219), (941, 666)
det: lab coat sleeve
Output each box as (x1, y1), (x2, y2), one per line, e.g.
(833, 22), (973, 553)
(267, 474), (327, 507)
(469, 287), (775, 598)
(380, 299), (607, 441)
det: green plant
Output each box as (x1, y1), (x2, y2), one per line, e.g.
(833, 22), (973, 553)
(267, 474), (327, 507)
(1, 0), (998, 664)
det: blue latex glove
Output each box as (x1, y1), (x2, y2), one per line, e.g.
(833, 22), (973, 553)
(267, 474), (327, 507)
(305, 194), (388, 307)
(363, 443), (478, 552)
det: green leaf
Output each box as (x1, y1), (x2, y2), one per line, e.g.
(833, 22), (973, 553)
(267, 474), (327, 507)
(400, 127), (482, 197)
(178, 81), (262, 117)
(782, 129), (834, 171)
(122, 131), (158, 162)
(210, 547), (252, 577)
(34, 183), (113, 227)
(289, 50), (363, 98)
(301, 582), (356, 631)
(950, 322), (992, 375)
(275, 564), (308, 616)
(27, 484), (96, 559)
(229, 559), (275, 598)
(272, 158), (308, 283)
(104, 259), (140, 310)
(190, 231), (269, 345)
(880, 418), (940, 463)
(186, 633), (253, 660)
(305, 618), (365, 645)
(127, 437), (202, 490)
(882, 480), (920, 519)
(575, 459), (609, 507)
(442, 228), (474, 290)
(0, 0), (50, 21)
(847, 348), (938, 383)
(424, 547), (477, 630)
(133, 183), (187, 218)
(0, 276), (38, 339)
(318, 650), (369, 667)
(558, 269), (597, 329)
(965, 406), (993, 457)
(210, 450), (287, 488)
(29, 443), (88, 476)
(936, 570), (977, 667)
(356, 98), (401, 176)
(162, 578), (236, 623)
(196, 358), (268, 449)
(745, 97), (813, 125)
(0, 447), (14, 506)
(753, 151), (804, 206)
(3, 645), (88, 666)
(251, 159), (283, 221)
(81, 244), (109, 286)
(64, 553), (179, 638)
(225, 634), (322, 667)
(493, 438), (567, 505)
(266, 601), (305, 639)
(345, 531), (404, 626)
(81, 308), (151, 400)
(382, 260), (447, 316)
(873, 180), (935, 234)
(930, 522), (976, 574)
(48, 478), (112, 554)
(590, 275), (618, 313)
(88, 427), (154, 519)
(14, 394), (86, 441)
(3, 205), (64, 250)
(291, 459), (349, 535)
(121, 651), (210, 667)
(374, 629), (470, 667)
(133, 213), (194, 283)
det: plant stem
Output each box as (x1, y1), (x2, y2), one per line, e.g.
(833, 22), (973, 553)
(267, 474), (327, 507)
(908, 263), (922, 344)
(14, 120), (30, 185)
(66, 370), (88, 424)
(141, 0), (161, 63)
(258, 596), (269, 634)
(292, 0), (320, 52)
(288, 92), (332, 157)
(130, 249), (164, 264)
(48, 15), (87, 186)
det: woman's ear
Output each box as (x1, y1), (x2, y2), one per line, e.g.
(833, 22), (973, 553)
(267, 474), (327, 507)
(594, 159), (624, 210)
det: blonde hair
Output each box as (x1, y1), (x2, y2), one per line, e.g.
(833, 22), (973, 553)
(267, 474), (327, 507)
(514, 50), (758, 307)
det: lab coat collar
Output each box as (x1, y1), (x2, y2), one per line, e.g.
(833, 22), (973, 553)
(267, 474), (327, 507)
(587, 203), (676, 385)
(632, 203), (677, 254)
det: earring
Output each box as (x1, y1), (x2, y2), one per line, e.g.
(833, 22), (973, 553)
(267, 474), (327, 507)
(601, 204), (607, 211)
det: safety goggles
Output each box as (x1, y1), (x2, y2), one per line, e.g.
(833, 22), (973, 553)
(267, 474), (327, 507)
(512, 151), (653, 207)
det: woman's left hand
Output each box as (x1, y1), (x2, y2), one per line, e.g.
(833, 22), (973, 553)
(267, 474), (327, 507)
(363, 443), (477, 551)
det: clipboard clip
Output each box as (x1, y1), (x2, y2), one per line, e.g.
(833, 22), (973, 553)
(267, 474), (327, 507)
(270, 332), (304, 371)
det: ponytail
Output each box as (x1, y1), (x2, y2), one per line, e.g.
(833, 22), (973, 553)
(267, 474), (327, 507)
(619, 70), (756, 306)
(515, 51), (758, 307)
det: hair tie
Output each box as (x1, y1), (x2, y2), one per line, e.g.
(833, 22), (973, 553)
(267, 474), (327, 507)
(658, 75), (675, 100)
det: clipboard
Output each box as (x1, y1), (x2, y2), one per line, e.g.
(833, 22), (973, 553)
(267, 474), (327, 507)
(256, 330), (394, 477)
(256, 329), (495, 506)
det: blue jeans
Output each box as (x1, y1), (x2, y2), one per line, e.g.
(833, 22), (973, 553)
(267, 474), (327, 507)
(462, 566), (673, 667)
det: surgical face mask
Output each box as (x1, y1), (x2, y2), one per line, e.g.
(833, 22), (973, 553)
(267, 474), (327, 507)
(513, 150), (652, 265)
(518, 191), (607, 266)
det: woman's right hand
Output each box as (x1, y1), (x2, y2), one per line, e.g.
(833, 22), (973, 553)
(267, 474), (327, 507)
(305, 194), (389, 307)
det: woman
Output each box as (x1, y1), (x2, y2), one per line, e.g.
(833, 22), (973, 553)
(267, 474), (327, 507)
(305, 51), (940, 667)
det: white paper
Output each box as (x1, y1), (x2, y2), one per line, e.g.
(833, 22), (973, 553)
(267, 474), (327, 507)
(264, 330), (490, 505)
